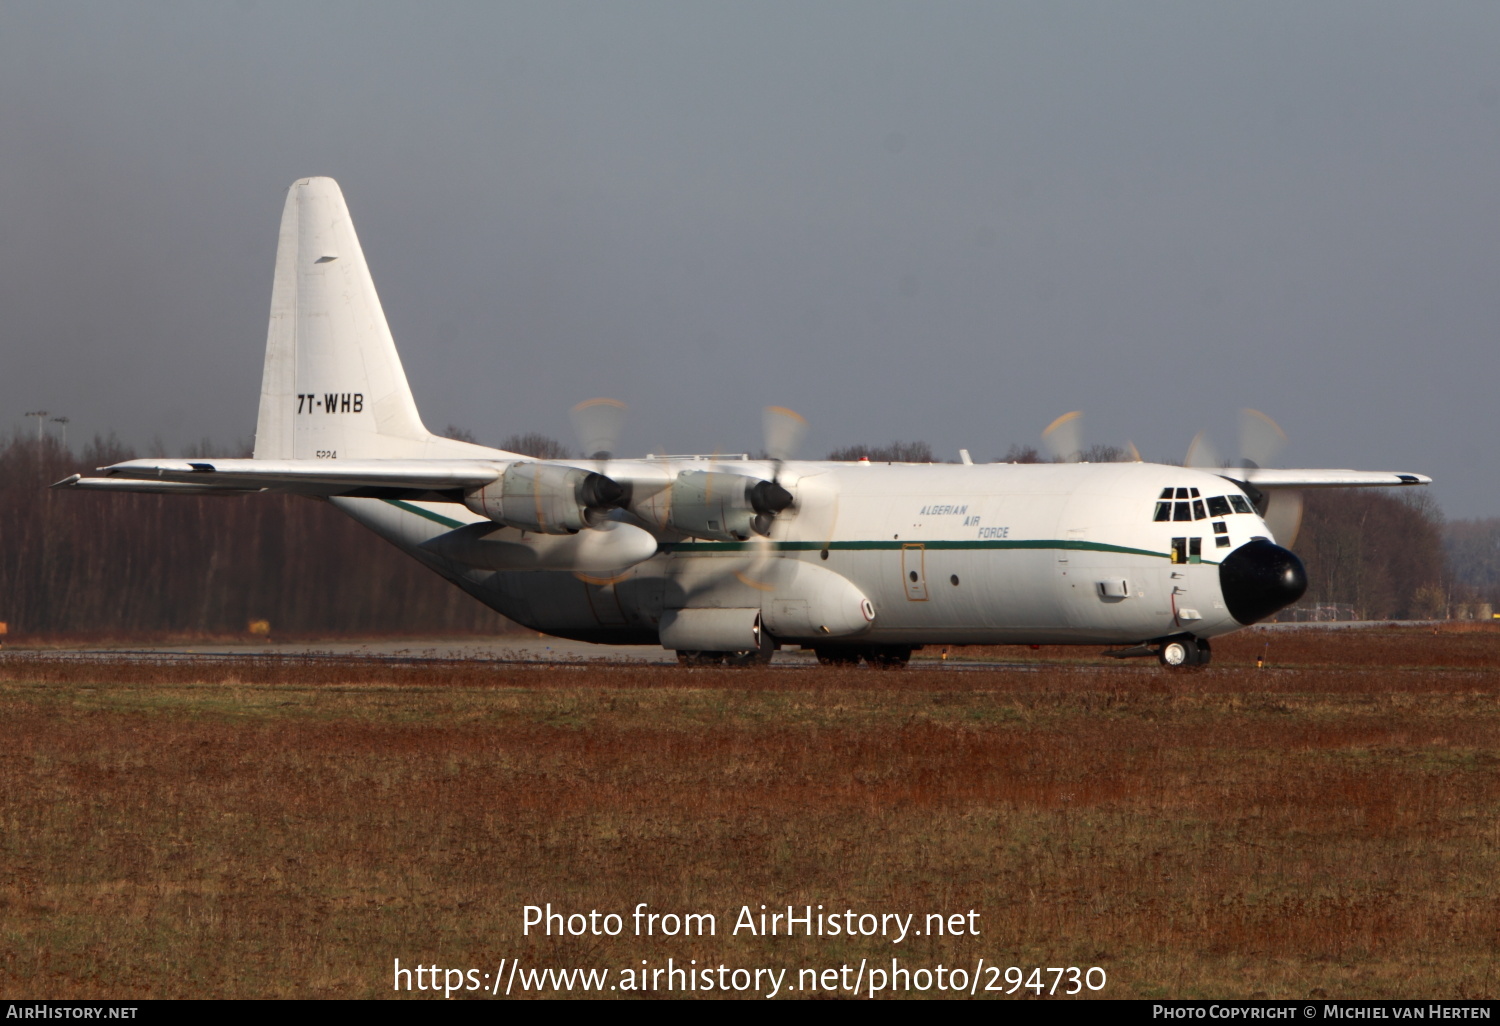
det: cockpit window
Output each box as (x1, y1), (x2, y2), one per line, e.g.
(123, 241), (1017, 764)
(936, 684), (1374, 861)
(1154, 489), (1258, 521)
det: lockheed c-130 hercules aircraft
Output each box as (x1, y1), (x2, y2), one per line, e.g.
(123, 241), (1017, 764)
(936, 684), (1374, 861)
(57, 178), (1431, 668)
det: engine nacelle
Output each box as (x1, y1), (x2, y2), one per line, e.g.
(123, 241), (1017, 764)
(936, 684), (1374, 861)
(424, 518), (659, 572)
(668, 470), (793, 541)
(464, 462), (625, 535)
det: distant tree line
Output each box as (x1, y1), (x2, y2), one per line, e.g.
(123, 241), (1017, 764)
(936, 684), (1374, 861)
(825, 441), (935, 463)
(1295, 490), (1450, 620)
(1442, 517), (1500, 607)
(0, 434), (509, 637)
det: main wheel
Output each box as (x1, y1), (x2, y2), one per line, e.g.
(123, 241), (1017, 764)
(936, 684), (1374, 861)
(726, 639), (776, 667)
(676, 650), (727, 666)
(864, 645), (913, 669)
(814, 647), (861, 666)
(1158, 638), (1193, 667)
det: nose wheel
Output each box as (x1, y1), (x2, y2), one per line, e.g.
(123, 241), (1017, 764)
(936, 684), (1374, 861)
(1157, 635), (1211, 668)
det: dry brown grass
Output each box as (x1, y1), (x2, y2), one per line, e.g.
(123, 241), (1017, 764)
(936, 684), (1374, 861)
(941, 622), (1500, 670)
(2, 628), (1498, 1000)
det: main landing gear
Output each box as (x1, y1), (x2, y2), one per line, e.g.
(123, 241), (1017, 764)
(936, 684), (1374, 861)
(1157, 635), (1211, 668)
(675, 634), (778, 668)
(675, 648), (776, 667)
(813, 644), (914, 669)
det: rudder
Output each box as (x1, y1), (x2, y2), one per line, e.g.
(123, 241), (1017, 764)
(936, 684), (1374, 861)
(253, 178), (486, 460)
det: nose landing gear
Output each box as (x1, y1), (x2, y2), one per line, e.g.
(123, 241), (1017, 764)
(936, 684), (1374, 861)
(1157, 635), (1212, 668)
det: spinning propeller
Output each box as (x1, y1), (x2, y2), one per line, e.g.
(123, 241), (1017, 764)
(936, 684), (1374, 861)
(569, 397), (628, 463)
(1185, 409), (1302, 547)
(736, 406), (807, 590)
(751, 406), (804, 535)
(1040, 410), (1140, 463)
(1041, 410), (1084, 462)
(1040, 407), (1303, 545)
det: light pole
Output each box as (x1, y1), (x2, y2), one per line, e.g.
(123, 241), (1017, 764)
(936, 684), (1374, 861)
(24, 410), (48, 443)
(51, 416), (69, 450)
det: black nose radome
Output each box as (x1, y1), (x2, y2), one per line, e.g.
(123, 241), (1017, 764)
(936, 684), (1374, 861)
(1218, 540), (1308, 625)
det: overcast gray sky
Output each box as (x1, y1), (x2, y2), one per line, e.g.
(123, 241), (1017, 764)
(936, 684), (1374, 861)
(2, 2), (1496, 515)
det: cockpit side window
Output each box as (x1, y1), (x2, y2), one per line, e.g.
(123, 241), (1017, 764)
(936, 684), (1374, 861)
(1156, 488), (1258, 521)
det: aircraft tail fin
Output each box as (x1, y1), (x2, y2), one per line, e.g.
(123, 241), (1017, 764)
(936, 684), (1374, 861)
(253, 177), (495, 460)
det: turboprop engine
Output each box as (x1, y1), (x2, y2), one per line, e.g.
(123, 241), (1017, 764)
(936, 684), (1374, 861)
(464, 462), (626, 534)
(667, 470), (793, 541)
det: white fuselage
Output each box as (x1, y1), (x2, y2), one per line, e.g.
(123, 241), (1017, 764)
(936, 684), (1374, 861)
(331, 459), (1271, 648)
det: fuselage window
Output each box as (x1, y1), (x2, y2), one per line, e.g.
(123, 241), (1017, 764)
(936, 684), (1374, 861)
(1206, 495), (1232, 518)
(1229, 495), (1254, 515)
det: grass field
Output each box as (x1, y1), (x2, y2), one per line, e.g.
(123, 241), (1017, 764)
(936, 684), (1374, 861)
(2, 625), (1497, 999)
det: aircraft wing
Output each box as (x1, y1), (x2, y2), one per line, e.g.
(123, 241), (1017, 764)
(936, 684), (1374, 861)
(1223, 468), (1431, 489)
(61, 458), (506, 498)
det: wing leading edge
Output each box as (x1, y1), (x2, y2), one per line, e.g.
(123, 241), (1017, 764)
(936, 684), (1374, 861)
(1226, 468), (1432, 489)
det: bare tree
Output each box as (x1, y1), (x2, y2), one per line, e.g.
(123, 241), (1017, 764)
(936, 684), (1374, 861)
(999, 444), (1043, 464)
(1443, 517), (1500, 606)
(1294, 490), (1447, 619)
(826, 441), (934, 463)
(501, 433), (575, 459)
(0, 433), (514, 637)
(1078, 443), (1134, 463)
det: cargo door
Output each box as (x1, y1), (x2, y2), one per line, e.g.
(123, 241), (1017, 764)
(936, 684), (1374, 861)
(901, 543), (929, 601)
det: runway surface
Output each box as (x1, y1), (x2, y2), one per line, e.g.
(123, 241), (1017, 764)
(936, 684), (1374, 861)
(0, 621), (1440, 673)
(0, 636), (1094, 672)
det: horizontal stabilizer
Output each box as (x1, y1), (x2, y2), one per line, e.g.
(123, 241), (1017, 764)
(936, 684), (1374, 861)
(51, 474), (262, 496)
(93, 458), (506, 496)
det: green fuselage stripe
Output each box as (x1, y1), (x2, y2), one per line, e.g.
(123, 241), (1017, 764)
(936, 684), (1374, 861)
(661, 539), (1181, 560)
(380, 500), (1226, 566)
(385, 498), (467, 530)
